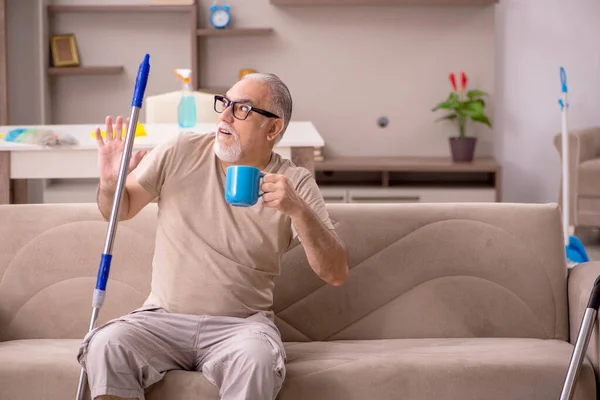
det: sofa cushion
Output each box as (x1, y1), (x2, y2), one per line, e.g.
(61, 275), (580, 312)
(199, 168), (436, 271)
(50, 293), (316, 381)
(278, 338), (596, 400)
(0, 339), (87, 400)
(579, 158), (600, 196)
(0, 338), (594, 400)
(0, 339), (219, 400)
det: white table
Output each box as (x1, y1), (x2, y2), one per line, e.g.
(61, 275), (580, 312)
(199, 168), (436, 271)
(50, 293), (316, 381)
(0, 122), (325, 204)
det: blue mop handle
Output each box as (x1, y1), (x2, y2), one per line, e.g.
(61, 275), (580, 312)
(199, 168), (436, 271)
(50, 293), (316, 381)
(95, 254), (113, 292)
(558, 66), (568, 110)
(77, 50), (151, 400)
(93, 54), (150, 307)
(132, 53), (151, 109)
(559, 66), (570, 246)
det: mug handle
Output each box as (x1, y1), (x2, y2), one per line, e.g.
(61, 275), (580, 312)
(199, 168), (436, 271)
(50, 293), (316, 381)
(258, 172), (265, 197)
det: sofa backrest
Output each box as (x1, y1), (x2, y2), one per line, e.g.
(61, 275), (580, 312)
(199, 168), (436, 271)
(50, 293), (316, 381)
(0, 202), (569, 343)
(0, 203), (156, 341)
(276, 202), (569, 342)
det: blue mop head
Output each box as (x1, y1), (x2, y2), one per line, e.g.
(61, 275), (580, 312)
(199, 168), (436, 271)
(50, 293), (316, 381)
(566, 235), (590, 265)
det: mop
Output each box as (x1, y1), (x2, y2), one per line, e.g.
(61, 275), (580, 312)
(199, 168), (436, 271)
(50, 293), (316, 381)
(74, 53), (150, 400)
(558, 66), (598, 400)
(559, 66), (589, 267)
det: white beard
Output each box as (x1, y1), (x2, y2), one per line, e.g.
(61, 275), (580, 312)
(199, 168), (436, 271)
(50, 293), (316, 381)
(214, 124), (242, 163)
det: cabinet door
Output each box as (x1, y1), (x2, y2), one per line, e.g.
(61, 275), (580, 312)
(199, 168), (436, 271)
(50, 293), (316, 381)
(319, 187), (348, 203)
(347, 187), (495, 203)
(418, 187), (495, 203)
(348, 188), (420, 203)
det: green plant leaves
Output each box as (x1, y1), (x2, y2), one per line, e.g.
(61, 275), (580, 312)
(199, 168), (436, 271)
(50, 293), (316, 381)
(432, 92), (460, 111)
(457, 100), (484, 116)
(467, 90), (487, 99)
(432, 88), (492, 131)
(435, 114), (458, 122)
(471, 114), (492, 127)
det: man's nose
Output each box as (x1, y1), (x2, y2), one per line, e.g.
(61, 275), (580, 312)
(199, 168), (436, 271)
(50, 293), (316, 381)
(218, 105), (235, 123)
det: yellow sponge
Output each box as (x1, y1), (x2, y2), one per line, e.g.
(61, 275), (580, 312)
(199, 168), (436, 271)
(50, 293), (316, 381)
(92, 122), (147, 139)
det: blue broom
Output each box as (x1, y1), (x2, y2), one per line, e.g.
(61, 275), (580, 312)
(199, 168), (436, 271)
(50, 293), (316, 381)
(559, 66), (589, 267)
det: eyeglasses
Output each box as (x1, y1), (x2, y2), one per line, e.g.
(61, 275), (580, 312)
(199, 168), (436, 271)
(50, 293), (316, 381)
(214, 95), (281, 121)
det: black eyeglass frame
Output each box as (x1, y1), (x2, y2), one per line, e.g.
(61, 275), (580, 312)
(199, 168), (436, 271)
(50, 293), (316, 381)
(213, 95), (281, 120)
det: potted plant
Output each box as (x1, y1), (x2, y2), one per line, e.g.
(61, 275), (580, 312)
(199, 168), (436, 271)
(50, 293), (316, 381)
(432, 72), (492, 162)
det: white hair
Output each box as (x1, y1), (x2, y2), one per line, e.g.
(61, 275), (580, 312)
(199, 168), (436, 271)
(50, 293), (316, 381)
(241, 72), (293, 140)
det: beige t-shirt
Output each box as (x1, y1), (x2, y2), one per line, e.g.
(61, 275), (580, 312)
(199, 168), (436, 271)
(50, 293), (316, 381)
(131, 131), (334, 319)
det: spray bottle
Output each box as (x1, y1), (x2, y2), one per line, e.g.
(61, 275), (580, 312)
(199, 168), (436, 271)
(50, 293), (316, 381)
(175, 68), (196, 129)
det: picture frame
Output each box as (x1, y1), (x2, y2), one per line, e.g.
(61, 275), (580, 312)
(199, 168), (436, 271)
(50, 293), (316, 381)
(50, 34), (80, 67)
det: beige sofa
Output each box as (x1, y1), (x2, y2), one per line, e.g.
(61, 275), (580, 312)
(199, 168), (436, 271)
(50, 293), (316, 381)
(0, 202), (599, 400)
(554, 127), (600, 228)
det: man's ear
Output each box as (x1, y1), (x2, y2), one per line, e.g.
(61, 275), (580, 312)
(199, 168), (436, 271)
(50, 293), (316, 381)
(266, 119), (284, 142)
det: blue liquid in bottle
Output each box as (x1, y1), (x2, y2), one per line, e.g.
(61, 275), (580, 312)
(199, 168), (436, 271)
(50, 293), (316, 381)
(178, 95), (197, 129)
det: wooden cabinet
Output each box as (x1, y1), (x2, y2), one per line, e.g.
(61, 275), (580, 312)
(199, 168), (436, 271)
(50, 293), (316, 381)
(270, 0), (497, 5)
(315, 156), (502, 203)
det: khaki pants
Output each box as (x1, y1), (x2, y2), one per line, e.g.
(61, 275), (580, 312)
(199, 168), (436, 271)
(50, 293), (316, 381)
(77, 306), (286, 400)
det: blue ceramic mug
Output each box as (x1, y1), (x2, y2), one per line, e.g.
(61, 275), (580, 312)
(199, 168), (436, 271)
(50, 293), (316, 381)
(225, 165), (265, 207)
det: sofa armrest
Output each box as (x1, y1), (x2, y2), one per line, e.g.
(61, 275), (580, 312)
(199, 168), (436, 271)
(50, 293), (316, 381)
(568, 261), (600, 376)
(554, 128), (600, 164)
(553, 128), (600, 224)
(576, 128), (600, 161)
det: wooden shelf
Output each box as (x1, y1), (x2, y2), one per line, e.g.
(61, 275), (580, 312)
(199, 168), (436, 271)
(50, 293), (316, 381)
(270, 0), (496, 4)
(48, 66), (124, 76)
(314, 156), (502, 202)
(196, 28), (274, 37)
(315, 156), (501, 173)
(47, 5), (196, 13)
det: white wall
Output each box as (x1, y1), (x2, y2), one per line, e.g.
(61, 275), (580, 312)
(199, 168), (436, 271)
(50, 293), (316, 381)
(198, 0), (495, 158)
(494, 0), (600, 203)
